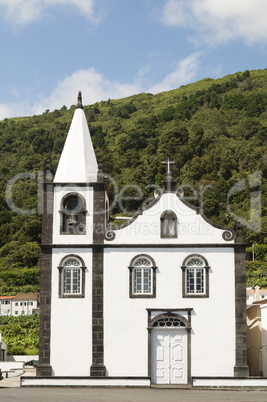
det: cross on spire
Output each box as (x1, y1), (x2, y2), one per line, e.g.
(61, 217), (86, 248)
(161, 158), (175, 173)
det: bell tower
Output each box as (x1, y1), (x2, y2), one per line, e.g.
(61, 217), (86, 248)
(37, 92), (107, 377)
(53, 91), (105, 242)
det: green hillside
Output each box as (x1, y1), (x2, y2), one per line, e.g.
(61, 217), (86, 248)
(0, 68), (266, 293)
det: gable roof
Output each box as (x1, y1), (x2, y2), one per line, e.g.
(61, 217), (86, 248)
(105, 190), (236, 245)
(12, 293), (39, 301)
(0, 296), (14, 300)
(253, 299), (267, 305)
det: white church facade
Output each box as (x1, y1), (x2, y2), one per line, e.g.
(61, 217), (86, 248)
(35, 93), (249, 387)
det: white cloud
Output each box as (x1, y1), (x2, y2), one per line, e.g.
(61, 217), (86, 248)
(0, 54), (203, 119)
(160, 0), (188, 27)
(33, 53), (203, 113)
(159, 0), (267, 45)
(0, 104), (14, 120)
(0, 102), (30, 120)
(0, 0), (98, 26)
(148, 52), (202, 94)
(31, 68), (143, 115)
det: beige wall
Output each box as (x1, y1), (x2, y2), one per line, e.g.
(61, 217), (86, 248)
(247, 305), (262, 376)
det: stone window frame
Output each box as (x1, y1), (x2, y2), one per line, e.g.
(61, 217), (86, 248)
(181, 254), (210, 298)
(160, 210), (178, 238)
(128, 254), (157, 298)
(59, 192), (87, 235)
(58, 254), (86, 298)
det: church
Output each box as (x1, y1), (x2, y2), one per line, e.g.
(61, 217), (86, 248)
(34, 92), (249, 387)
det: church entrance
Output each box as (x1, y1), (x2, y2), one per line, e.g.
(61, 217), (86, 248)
(151, 328), (188, 384)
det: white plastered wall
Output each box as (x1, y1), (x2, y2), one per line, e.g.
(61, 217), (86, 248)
(104, 247), (235, 377)
(50, 248), (92, 376)
(53, 186), (94, 244)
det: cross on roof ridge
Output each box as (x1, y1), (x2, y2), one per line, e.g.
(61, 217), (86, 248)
(161, 158), (175, 173)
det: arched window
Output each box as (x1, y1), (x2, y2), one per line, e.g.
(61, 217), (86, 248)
(128, 255), (157, 298)
(60, 193), (86, 235)
(58, 255), (86, 298)
(181, 255), (210, 298)
(160, 210), (177, 238)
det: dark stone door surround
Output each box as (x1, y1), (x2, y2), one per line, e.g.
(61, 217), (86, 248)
(147, 308), (192, 385)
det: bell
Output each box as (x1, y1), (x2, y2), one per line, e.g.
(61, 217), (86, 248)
(67, 212), (79, 226)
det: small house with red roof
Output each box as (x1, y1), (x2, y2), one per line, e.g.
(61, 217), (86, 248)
(0, 296), (14, 316)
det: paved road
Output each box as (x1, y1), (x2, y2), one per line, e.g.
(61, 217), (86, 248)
(0, 387), (267, 402)
(1, 371), (267, 401)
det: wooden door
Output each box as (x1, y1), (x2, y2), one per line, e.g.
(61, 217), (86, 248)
(151, 329), (187, 384)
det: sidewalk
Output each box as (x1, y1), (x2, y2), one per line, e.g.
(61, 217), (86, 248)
(0, 368), (36, 388)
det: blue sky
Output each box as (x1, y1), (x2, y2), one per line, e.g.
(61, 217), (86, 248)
(0, 0), (267, 119)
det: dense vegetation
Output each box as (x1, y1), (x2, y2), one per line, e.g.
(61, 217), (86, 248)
(0, 68), (266, 294)
(0, 315), (39, 355)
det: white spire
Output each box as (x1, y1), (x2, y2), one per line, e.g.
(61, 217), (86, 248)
(54, 92), (98, 183)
